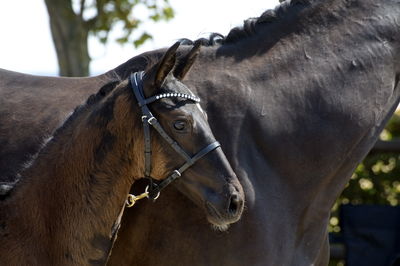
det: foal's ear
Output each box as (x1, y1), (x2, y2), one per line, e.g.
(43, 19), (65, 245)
(154, 42), (180, 88)
(174, 42), (201, 80)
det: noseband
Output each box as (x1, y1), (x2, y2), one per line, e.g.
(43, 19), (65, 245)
(127, 71), (220, 205)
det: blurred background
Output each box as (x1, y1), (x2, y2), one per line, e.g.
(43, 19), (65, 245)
(0, 0), (278, 76)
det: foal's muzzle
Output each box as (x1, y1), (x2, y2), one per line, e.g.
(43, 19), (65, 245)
(204, 182), (244, 228)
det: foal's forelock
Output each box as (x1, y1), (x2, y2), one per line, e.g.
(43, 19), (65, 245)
(185, 87), (206, 116)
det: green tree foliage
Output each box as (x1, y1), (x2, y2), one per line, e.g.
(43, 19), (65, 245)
(88, 0), (174, 46)
(44, 0), (174, 76)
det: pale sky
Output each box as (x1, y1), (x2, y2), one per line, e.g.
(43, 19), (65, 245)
(0, 0), (279, 76)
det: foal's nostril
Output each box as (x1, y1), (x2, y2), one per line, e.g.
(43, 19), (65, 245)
(228, 193), (242, 216)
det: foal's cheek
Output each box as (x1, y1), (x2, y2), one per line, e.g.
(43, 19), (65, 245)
(151, 152), (172, 180)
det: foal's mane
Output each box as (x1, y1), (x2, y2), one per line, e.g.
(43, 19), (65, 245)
(0, 52), (163, 197)
(179, 0), (310, 46)
(0, 80), (123, 198)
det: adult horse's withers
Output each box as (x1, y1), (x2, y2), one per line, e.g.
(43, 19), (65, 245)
(107, 0), (400, 265)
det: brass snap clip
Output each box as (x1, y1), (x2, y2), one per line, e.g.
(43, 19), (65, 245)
(125, 186), (160, 207)
(126, 191), (149, 208)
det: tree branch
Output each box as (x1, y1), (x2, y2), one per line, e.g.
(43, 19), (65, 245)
(79, 0), (86, 20)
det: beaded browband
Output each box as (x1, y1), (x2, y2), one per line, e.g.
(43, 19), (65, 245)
(141, 91), (200, 106)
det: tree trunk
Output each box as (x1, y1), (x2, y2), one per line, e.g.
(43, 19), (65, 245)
(44, 0), (90, 77)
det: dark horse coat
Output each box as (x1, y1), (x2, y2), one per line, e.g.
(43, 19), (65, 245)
(1, 0), (400, 265)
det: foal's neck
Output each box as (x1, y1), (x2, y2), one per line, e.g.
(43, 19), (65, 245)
(1, 83), (142, 265)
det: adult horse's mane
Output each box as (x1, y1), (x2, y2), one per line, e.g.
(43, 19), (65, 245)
(112, 0), (311, 80)
(224, 0), (310, 43)
(180, 0), (310, 46)
(112, 0), (315, 83)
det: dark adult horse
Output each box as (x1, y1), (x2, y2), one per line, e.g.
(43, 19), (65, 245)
(1, 0), (400, 265)
(107, 0), (400, 265)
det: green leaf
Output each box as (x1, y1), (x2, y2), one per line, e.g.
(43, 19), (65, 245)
(133, 32), (152, 47)
(116, 36), (129, 44)
(150, 14), (161, 21)
(163, 7), (174, 19)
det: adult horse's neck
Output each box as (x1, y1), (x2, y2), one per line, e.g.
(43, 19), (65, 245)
(197, 0), (400, 201)
(108, 0), (400, 265)
(207, 0), (400, 203)
(197, 0), (400, 263)
(0, 81), (141, 265)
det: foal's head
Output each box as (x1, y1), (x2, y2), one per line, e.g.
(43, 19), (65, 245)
(131, 43), (245, 228)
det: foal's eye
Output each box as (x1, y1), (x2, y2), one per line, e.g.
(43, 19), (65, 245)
(173, 120), (187, 131)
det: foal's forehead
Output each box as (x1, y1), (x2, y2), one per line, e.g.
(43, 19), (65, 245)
(185, 87), (206, 116)
(162, 79), (206, 115)
(163, 78), (190, 93)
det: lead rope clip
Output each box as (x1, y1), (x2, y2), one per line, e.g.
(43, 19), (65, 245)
(125, 185), (160, 208)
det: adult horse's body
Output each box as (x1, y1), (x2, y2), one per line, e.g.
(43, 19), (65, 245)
(1, 0), (400, 265)
(107, 0), (400, 265)
(0, 44), (244, 265)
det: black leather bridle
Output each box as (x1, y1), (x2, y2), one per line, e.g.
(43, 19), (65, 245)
(127, 71), (220, 204)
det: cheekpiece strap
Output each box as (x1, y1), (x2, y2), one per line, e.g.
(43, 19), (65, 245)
(131, 72), (152, 178)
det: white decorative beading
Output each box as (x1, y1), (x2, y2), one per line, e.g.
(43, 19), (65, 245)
(149, 92), (200, 103)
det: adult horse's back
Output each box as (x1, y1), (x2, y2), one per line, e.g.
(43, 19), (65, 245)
(107, 0), (400, 265)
